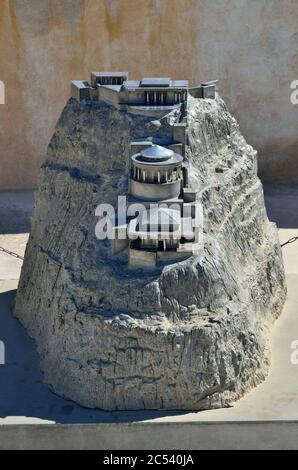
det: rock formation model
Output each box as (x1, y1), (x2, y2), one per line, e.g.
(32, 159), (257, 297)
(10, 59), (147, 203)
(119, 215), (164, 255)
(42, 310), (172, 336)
(14, 73), (286, 410)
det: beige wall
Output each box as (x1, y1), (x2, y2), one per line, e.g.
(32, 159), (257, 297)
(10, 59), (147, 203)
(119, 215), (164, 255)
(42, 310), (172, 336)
(0, 0), (297, 190)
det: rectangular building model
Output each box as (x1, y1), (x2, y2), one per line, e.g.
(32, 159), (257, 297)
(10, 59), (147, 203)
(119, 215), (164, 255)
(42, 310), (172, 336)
(71, 72), (218, 110)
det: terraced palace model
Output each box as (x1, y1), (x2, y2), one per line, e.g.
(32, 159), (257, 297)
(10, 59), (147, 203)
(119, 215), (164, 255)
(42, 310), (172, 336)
(14, 71), (286, 410)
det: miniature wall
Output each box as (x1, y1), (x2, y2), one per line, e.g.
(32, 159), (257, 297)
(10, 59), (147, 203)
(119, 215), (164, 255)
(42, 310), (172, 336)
(0, 0), (297, 190)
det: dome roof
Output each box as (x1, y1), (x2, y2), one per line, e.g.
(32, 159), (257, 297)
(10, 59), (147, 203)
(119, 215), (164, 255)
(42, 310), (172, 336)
(140, 145), (174, 162)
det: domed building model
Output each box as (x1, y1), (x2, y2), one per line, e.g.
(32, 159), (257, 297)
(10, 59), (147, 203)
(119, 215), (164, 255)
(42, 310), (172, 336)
(130, 145), (184, 200)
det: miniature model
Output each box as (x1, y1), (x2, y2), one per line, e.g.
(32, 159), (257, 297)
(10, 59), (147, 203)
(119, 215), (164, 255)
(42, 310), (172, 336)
(15, 70), (286, 411)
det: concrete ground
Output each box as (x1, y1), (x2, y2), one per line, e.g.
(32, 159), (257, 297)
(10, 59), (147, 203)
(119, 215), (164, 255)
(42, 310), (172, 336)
(0, 182), (297, 426)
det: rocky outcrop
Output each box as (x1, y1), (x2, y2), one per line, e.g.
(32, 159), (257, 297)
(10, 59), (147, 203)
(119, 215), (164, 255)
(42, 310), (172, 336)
(14, 94), (286, 410)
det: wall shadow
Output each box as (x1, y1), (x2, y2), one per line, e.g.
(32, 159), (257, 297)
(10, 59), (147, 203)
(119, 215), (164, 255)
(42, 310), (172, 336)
(0, 190), (34, 235)
(263, 181), (298, 229)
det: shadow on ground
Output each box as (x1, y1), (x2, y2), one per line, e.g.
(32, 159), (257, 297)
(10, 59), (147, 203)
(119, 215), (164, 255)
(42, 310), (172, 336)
(0, 288), (189, 424)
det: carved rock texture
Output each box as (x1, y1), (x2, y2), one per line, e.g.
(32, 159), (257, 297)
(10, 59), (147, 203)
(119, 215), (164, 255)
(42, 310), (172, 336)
(14, 95), (286, 410)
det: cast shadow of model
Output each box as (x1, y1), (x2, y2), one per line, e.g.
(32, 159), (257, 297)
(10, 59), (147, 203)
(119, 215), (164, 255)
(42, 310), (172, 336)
(263, 181), (298, 229)
(0, 288), (189, 424)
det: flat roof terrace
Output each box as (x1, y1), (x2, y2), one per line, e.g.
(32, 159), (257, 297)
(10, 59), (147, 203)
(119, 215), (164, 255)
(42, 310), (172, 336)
(140, 77), (172, 87)
(123, 78), (189, 89)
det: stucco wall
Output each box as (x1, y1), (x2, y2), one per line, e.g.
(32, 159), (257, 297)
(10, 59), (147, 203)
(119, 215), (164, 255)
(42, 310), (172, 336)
(0, 0), (297, 190)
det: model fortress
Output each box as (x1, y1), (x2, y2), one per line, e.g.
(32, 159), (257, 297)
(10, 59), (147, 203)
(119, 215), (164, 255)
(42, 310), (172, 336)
(14, 69), (286, 411)
(72, 72), (215, 268)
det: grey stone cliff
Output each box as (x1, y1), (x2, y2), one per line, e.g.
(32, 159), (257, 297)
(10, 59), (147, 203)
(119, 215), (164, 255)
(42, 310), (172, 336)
(14, 95), (286, 410)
